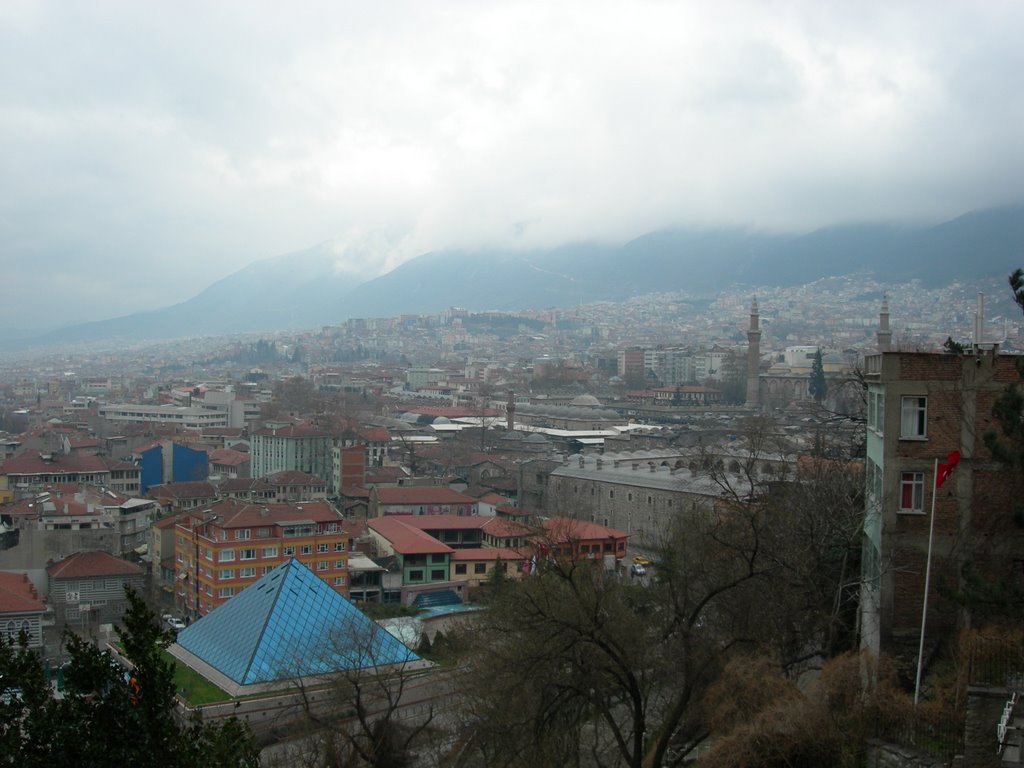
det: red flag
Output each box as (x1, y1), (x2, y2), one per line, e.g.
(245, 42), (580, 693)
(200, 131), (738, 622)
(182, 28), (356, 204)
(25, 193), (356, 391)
(936, 450), (961, 488)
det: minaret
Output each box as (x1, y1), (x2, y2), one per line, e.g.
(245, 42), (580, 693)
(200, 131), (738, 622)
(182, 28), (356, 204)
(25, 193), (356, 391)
(506, 390), (515, 432)
(877, 294), (892, 352)
(745, 297), (761, 407)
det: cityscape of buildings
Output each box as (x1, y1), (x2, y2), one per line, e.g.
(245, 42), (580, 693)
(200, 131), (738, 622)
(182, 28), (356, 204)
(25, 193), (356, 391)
(1, 272), (1022, 764)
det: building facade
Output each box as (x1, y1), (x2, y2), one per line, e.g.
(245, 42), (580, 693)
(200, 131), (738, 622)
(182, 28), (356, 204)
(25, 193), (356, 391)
(860, 346), (1024, 658)
(250, 425), (333, 492)
(173, 499), (352, 619)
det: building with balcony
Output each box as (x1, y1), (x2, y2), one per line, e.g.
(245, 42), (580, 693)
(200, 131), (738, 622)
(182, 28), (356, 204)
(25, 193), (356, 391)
(173, 499), (352, 619)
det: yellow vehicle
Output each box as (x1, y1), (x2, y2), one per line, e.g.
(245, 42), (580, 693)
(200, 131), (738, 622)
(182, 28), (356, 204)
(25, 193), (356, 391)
(632, 555), (652, 567)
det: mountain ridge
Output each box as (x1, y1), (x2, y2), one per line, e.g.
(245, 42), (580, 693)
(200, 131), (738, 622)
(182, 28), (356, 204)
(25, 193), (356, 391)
(10, 205), (1024, 351)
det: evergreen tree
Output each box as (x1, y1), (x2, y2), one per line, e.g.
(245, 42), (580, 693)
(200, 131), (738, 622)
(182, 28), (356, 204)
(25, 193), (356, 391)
(808, 348), (828, 403)
(0, 588), (259, 768)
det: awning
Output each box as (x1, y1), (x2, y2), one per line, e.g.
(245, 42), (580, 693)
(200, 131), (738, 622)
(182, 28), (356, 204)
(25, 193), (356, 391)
(134, 544), (148, 555)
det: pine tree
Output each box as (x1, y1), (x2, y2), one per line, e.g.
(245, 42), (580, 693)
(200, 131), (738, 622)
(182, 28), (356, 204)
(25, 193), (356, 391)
(808, 348), (828, 404)
(0, 588), (259, 768)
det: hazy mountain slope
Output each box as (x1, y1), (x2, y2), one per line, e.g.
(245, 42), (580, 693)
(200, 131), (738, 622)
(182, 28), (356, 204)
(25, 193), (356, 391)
(344, 206), (1024, 315)
(16, 241), (373, 348)
(13, 205), (1024, 349)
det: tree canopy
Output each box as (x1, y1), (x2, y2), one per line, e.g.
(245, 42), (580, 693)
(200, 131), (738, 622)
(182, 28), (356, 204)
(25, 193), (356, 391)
(0, 588), (259, 768)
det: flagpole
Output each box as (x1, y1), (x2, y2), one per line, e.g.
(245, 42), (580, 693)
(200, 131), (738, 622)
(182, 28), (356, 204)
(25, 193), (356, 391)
(914, 457), (940, 706)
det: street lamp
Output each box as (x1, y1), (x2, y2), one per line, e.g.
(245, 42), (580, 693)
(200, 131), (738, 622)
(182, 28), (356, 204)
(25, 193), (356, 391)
(190, 511), (218, 622)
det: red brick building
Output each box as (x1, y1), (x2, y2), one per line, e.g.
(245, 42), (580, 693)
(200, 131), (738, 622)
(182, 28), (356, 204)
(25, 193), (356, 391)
(174, 498), (353, 619)
(861, 346), (1024, 659)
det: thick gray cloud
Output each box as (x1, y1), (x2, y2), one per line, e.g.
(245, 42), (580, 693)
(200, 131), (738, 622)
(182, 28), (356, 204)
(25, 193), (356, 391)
(2, 1), (1023, 329)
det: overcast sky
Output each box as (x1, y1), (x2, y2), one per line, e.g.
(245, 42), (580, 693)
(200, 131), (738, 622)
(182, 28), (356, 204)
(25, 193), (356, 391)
(2, 1), (1023, 331)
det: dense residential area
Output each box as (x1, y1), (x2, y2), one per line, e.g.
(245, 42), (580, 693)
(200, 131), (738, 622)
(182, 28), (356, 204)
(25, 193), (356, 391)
(1, 276), (1023, 768)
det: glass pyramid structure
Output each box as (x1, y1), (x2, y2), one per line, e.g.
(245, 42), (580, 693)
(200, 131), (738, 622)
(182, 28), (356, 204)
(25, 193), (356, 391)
(176, 558), (418, 686)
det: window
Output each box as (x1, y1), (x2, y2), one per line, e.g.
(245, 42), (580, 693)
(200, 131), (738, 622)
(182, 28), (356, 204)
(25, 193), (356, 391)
(900, 396), (927, 439)
(431, 569), (446, 580)
(218, 587), (234, 598)
(317, 543), (328, 553)
(334, 560), (346, 569)
(334, 542), (346, 552)
(284, 545), (295, 556)
(301, 545), (311, 555)
(239, 567), (256, 578)
(333, 576), (346, 586)
(218, 549), (235, 562)
(235, 529), (250, 540)
(474, 563), (487, 575)
(262, 547), (278, 558)
(239, 548), (256, 561)
(408, 569), (424, 581)
(455, 563), (467, 575)
(868, 389), (885, 432)
(899, 472), (925, 513)
(431, 554), (446, 564)
(317, 561), (328, 571)
(218, 569), (234, 579)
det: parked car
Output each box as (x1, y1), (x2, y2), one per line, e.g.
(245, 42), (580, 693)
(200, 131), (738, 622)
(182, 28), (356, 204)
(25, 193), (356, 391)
(165, 616), (186, 632)
(632, 555), (652, 567)
(630, 563), (647, 577)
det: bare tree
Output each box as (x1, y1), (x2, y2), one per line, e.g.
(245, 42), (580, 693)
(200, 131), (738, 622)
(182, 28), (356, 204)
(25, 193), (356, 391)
(268, 620), (438, 768)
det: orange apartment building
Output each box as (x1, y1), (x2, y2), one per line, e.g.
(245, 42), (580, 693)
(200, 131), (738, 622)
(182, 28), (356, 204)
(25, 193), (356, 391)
(174, 498), (353, 619)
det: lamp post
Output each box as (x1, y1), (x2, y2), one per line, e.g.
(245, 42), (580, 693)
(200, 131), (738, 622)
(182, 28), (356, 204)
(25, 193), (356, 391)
(191, 511), (217, 621)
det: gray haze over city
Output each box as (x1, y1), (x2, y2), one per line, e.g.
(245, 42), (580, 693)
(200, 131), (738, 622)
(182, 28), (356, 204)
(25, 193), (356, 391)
(3, 1), (1024, 331)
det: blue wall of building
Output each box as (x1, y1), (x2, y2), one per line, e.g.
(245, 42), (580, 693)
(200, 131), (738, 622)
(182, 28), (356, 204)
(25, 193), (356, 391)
(172, 444), (208, 483)
(139, 446), (163, 495)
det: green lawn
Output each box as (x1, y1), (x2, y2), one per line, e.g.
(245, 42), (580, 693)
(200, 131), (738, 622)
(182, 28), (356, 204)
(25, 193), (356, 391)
(162, 651), (231, 706)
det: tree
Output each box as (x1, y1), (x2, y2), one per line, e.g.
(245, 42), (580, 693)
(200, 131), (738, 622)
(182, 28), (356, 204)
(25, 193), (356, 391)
(281, 620), (437, 768)
(970, 268), (1024, 618)
(451, 505), (777, 768)
(808, 348), (827, 404)
(0, 588), (259, 768)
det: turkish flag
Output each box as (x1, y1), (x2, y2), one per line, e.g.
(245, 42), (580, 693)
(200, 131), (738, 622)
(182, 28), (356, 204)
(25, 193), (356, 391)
(936, 451), (961, 488)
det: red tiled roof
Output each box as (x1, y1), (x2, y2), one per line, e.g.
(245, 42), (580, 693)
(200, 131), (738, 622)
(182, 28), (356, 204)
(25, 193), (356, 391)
(360, 427), (391, 442)
(0, 452), (108, 475)
(375, 487), (476, 506)
(200, 499), (343, 529)
(208, 448), (250, 466)
(266, 469), (323, 485)
(68, 438), (101, 449)
(0, 572), (45, 613)
(391, 514), (492, 531)
(365, 467), (409, 484)
(367, 517), (453, 555)
(147, 481), (218, 500)
(47, 551), (143, 579)
(541, 517), (629, 543)
(482, 517), (533, 537)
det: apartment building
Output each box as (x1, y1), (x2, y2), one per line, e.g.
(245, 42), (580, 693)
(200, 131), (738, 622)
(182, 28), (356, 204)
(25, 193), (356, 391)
(173, 498), (352, 619)
(250, 424), (333, 491)
(860, 346), (1024, 658)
